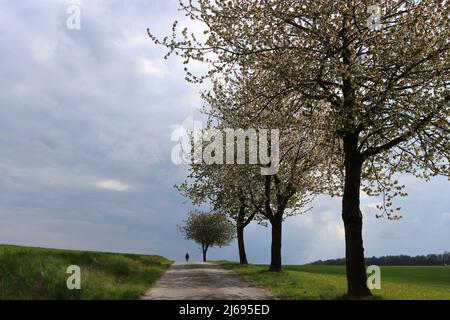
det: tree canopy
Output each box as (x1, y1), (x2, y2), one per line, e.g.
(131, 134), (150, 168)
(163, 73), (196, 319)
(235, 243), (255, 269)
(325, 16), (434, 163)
(179, 210), (235, 262)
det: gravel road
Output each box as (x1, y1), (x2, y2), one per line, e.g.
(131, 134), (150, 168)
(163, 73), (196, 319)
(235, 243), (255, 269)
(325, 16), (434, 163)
(143, 262), (275, 300)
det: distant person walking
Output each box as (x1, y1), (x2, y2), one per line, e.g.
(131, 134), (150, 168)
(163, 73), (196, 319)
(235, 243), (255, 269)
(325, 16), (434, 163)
(185, 252), (190, 262)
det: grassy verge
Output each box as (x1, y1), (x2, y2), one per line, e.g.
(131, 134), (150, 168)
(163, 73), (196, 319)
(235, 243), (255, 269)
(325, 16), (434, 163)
(0, 244), (171, 300)
(217, 261), (450, 300)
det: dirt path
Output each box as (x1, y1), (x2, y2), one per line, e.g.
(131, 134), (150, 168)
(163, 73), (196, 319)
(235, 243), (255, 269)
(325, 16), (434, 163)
(143, 262), (274, 300)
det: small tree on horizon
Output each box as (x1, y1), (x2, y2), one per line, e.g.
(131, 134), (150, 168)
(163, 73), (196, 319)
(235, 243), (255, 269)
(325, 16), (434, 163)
(177, 163), (263, 265)
(179, 210), (235, 262)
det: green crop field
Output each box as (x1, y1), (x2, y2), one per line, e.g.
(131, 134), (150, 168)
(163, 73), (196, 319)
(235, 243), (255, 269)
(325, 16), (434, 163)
(218, 262), (450, 300)
(0, 244), (171, 300)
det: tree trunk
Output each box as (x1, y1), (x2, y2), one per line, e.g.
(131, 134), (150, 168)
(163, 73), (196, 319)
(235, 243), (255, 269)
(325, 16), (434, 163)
(268, 216), (282, 272)
(237, 225), (248, 264)
(342, 133), (371, 298)
(201, 244), (208, 262)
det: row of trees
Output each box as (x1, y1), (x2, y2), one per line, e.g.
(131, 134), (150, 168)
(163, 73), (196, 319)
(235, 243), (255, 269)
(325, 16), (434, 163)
(150, 0), (449, 298)
(312, 252), (450, 266)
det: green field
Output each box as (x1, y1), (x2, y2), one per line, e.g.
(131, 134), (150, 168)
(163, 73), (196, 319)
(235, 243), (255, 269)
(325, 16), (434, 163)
(218, 262), (450, 300)
(0, 244), (171, 300)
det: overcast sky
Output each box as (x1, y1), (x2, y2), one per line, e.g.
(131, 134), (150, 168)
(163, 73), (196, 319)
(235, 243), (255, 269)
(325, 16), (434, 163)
(0, 0), (448, 264)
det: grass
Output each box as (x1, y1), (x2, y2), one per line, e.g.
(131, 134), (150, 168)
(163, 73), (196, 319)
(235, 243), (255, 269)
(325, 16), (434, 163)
(0, 244), (172, 300)
(217, 261), (450, 300)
